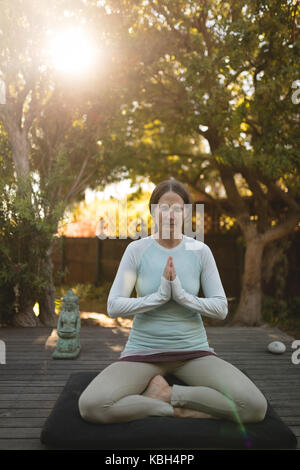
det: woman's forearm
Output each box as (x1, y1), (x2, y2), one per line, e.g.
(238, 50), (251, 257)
(107, 275), (171, 319)
(170, 275), (228, 320)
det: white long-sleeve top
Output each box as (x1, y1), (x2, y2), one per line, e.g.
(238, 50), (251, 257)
(107, 233), (228, 358)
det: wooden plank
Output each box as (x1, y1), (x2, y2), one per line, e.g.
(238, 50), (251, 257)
(0, 418), (46, 427)
(0, 401), (56, 408)
(0, 428), (42, 438)
(0, 387), (64, 393)
(0, 439), (44, 450)
(0, 409), (52, 418)
(282, 417), (300, 425)
(0, 394), (60, 401)
(289, 426), (300, 436)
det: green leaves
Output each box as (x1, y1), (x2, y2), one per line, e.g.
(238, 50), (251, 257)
(0, 169), (56, 322)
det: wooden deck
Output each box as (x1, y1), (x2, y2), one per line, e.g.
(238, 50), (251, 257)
(0, 324), (299, 450)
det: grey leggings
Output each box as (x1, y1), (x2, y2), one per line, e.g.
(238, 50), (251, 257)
(78, 355), (267, 424)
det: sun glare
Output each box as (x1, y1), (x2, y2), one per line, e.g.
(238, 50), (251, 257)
(49, 27), (96, 75)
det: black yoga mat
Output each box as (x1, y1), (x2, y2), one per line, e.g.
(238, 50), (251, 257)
(40, 371), (297, 450)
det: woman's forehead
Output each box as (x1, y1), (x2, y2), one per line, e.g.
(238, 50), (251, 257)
(158, 192), (184, 205)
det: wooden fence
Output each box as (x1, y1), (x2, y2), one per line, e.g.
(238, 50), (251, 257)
(51, 231), (299, 299)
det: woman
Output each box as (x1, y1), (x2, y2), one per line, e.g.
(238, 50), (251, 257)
(78, 179), (267, 424)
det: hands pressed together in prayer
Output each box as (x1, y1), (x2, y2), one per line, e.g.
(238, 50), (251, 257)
(163, 256), (177, 282)
(162, 256), (183, 304)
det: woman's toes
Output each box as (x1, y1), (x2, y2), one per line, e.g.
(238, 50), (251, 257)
(173, 407), (219, 419)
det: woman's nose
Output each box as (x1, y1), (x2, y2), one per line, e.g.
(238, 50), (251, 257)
(163, 212), (174, 221)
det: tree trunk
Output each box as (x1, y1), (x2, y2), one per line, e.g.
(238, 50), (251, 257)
(11, 127), (30, 178)
(231, 237), (265, 326)
(12, 299), (37, 327)
(11, 245), (58, 328)
(3, 114), (30, 179)
(37, 244), (58, 328)
(261, 237), (291, 290)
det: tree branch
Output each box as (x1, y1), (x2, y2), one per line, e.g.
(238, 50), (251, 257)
(244, 118), (262, 138)
(215, 163), (252, 232)
(240, 167), (269, 232)
(63, 154), (91, 204)
(246, 167), (300, 212)
(261, 210), (300, 245)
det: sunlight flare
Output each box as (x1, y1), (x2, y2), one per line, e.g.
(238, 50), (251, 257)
(49, 27), (97, 74)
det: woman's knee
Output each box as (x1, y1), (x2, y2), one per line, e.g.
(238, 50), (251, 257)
(78, 391), (111, 423)
(251, 395), (268, 422)
(240, 394), (268, 423)
(78, 392), (93, 422)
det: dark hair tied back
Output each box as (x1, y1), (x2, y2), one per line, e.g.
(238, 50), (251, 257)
(149, 178), (193, 215)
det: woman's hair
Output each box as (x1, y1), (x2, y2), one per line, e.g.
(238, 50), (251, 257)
(148, 178), (193, 214)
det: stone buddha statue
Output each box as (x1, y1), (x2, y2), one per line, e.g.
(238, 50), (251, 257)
(53, 289), (81, 359)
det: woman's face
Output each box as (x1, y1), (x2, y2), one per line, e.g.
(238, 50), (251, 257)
(154, 191), (185, 238)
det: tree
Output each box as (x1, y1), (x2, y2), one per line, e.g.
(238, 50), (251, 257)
(92, 0), (300, 325)
(0, 0), (140, 325)
(1, 0), (299, 327)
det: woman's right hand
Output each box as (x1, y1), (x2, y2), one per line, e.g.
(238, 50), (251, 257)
(163, 257), (172, 281)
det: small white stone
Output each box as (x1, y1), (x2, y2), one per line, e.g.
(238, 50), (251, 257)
(267, 341), (286, 354)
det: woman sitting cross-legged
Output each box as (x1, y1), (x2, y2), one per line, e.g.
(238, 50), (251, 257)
(78, 179), (268, 425)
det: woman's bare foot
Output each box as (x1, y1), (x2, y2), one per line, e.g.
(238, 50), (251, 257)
(142, 375), (220, 419)
(173, 407), (220, 419)
(142, 375), (172, 403)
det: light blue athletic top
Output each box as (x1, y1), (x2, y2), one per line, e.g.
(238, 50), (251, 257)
(107, 233), (228, 358)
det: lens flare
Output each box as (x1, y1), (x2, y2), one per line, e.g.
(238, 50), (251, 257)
(222, 389), (252, 448)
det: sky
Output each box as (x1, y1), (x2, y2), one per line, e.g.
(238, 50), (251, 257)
(84, 179), (155, 203)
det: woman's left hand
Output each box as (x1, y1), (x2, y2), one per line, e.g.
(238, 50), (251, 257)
(168, 256), (176, 281)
